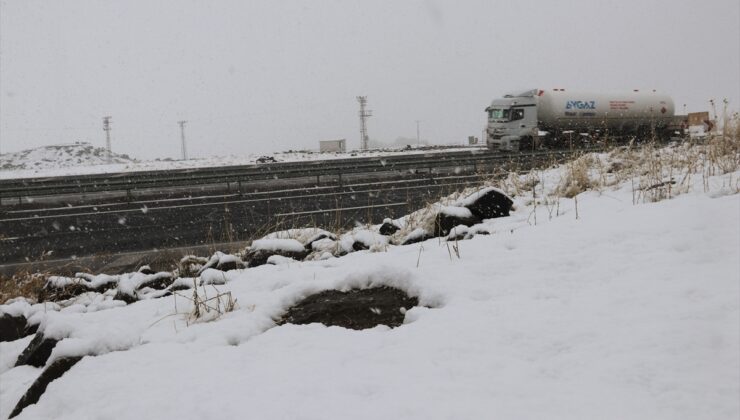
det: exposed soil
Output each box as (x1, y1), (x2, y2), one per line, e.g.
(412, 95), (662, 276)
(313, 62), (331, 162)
(15, 333), (60, 368)
(279, 286), (419, 330)
(0, 314), (36, 342)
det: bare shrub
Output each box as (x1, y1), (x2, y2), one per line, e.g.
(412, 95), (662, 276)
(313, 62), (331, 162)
(173, 280), (238, 325)
(0, 272), (46, 304)
(557, 154), (597, 198)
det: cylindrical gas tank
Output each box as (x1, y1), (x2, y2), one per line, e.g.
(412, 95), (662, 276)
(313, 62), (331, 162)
(536, 90), (675, 132)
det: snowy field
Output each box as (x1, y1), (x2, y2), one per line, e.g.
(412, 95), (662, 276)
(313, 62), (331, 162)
(0, 146), (738, 419)
(0, 143), (482, 180)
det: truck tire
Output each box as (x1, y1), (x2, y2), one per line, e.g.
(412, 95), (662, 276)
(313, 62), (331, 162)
(519, 136), (536, 151)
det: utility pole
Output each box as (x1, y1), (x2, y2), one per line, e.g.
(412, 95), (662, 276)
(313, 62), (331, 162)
(178, 120), (188, 160)
(415, 120), (421, 147)
(356, 96), (372, 150)
(103, 116), (112, 163)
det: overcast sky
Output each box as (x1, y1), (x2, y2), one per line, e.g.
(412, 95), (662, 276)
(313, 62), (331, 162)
(1, 0), (738, 159)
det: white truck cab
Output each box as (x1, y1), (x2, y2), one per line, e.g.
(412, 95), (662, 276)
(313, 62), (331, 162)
(485, 89), (540, 151)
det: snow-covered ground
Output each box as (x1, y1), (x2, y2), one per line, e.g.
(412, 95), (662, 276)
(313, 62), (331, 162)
(0, 146), (738, 419)
(0, 143), (137, 173)
(0, 143), (483, 180)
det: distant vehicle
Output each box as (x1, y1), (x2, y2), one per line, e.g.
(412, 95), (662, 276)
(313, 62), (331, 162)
(485, 88), (685, 151)
(256, 156), (277, 163)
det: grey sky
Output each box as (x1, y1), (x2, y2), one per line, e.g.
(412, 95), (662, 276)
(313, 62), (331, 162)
(1, 0), (738, 159)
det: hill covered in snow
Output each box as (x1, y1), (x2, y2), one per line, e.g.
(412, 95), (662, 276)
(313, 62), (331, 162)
(0, 139), (738, 419)
(0, 143), (137, 171)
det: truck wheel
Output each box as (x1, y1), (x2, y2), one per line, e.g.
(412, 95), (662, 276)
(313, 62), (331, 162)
(519, 136), (536, 151)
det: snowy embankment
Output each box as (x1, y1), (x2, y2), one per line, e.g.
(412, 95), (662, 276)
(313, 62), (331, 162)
(0, 143), (483, 180)
(0, 143), (136, 173)
(0, 144), (738, 419)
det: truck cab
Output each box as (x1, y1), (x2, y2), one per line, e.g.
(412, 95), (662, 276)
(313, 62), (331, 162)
(485, 89), (539, 151)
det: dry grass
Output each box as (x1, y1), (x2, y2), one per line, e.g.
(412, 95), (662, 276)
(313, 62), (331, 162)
(173, 280), (238, 325)
(0, 272), (47, 304)
(504, 109), (740, 211)
(557, 154), (598, 198)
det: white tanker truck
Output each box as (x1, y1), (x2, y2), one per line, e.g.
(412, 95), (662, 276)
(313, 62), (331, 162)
(485, 88), (683, 151)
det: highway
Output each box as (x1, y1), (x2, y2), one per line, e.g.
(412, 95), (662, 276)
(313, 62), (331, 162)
(0, 147), (588, 275)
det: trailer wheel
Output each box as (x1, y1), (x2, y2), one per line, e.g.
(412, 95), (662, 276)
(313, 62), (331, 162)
(519, 136), (538, 151)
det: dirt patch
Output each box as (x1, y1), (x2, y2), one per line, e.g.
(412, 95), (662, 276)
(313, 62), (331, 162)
(15, 333), (60, 368)
(279, 287), (418, 330)
(0, 314), (37, 342)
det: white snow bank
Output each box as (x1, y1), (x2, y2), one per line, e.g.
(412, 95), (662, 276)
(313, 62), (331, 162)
(250, 238), (305, 253)
(74, 273), (120, 289)
(0, 300), (33, 318)
(261, 228), (336, 245)
(335, 229), (388, 254)
(0, 300), (61, 324)
(200, 269), (228, 285)
(310, 238), (338, 253)
(2, 158), (738, 420)
(169, 277), (197, 290)
(196, 251), (244, 275)
(0, 335), (34, 375)
(116, 271), (172, 298)
(45, 276), (86, 289)
(437, 205), (474, 219)
(401, 227), (430, 244)
(266, 255), (297, 266)
(352, 229), (389, 248)
(446, 224), (469, 239)
(46, 272), (120, 291)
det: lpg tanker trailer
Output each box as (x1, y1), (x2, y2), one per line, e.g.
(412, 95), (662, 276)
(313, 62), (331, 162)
(484, 88), (680, 151)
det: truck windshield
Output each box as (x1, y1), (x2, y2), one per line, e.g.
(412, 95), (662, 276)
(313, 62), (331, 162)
(488, 108), (510, 120)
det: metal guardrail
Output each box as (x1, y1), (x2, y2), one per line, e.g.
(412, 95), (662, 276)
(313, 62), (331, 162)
(0, 148), (592, 201)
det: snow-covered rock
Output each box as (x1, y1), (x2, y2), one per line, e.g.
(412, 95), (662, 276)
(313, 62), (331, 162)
(244, 239), (310, 267)
(344, 229), (388, 252)
(379, 218), (401, 235)
(179, 255), (209, 277)
(432, 205), (480, 237)
(196, 252), (245, 275)
(114, 271), (174, 303)
(261, 228), (337, 248)
(456, 186), (514, 219)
